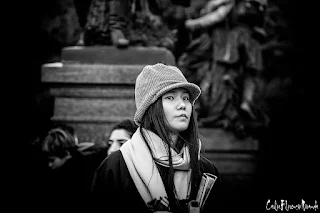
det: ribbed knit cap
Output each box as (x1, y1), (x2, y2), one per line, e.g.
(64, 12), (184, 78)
(134, 63), (201, 126)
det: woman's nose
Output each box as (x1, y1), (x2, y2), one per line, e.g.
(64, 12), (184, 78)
(177, 97), (186, 110)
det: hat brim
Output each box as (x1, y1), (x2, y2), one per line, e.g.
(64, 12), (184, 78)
(134, 81), (201, 126)
(152, 81), (201, 105)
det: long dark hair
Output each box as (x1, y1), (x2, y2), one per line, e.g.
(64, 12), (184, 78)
(140, 98), (201, 210)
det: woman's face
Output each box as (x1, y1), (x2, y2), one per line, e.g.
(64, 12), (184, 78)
(162, 88), (192, 133)
(107, 129), (131, 155)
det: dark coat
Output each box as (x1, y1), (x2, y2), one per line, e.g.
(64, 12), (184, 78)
(91, 150), (222, 213)
(29, 151), (99, 212)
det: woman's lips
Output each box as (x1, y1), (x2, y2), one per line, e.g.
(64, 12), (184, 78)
(176, 114), (188, 118)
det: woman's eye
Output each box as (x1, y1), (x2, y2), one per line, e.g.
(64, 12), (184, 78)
(183, 96), (190, 101)
(165, 96), (174, 100)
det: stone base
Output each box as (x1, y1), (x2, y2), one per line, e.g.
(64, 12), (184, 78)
(61, 46), (176, 65)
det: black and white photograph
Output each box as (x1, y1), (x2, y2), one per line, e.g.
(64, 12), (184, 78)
(14, 0), (316, 212)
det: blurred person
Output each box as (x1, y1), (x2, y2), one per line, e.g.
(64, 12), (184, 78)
(107, 119), (138, 155)
(32, 124), (80, 169)
(78, 119), (138, 180)
(30, 124), (96, 210)
(84, 119), (138, 172)
(91, 63), (221, 213)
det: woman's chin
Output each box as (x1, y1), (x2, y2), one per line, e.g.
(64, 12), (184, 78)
(171, 124), (189, 133)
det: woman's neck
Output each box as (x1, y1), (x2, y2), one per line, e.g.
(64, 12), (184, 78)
(170, 133), (178, 146)
(170, 133), (185, 153)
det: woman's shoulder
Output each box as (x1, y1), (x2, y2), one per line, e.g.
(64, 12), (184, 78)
(199, 155), (220, 176)
(95, 150), (130, 178)
(97, 150), (123, 170)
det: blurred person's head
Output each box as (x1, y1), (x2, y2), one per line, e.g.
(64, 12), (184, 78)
(40, 125), (79, 169)
(107, 119), (138, 155)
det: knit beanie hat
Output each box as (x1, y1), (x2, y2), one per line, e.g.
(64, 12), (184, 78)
(134, 63), (201, 126)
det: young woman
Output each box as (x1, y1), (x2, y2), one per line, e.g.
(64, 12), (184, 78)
(91, 63), (221, 213)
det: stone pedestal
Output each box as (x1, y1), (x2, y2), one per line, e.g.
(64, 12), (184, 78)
(41, 46), (175, 145)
